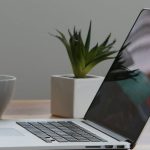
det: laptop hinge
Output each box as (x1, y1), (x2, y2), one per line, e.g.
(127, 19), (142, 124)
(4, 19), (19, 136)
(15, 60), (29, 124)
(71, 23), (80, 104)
(83, 120), (133, 143)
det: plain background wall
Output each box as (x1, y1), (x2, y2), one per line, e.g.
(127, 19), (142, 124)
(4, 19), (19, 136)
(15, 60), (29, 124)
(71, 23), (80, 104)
(0, 0), (150, 99)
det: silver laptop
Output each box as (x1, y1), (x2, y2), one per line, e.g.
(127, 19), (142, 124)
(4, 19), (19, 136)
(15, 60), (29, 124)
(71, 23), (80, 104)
(0, 9), (150, 150)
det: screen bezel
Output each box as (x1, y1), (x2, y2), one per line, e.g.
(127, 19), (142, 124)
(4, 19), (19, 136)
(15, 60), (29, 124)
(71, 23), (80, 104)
(84, 9), (150, 147)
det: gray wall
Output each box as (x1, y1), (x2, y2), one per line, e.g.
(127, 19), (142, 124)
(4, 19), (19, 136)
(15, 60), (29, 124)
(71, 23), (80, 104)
(0, 0), (150, 99)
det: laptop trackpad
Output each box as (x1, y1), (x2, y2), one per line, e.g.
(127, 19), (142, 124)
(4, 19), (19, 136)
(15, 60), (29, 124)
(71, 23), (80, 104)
(0, 128), (23, 136)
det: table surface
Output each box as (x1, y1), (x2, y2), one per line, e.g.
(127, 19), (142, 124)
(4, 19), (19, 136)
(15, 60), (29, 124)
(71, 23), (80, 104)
(2, 100), (150, 150)
(3, 100), (51, 119)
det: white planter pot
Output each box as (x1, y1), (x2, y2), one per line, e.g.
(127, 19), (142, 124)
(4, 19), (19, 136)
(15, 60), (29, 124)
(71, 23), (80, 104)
(51, 74), (104, 118)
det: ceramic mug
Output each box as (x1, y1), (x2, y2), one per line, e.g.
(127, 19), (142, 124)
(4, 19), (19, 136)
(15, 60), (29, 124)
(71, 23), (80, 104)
(0, 75), (16, 118)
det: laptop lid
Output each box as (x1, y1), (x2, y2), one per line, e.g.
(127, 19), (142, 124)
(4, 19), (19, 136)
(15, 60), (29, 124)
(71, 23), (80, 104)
(84, 9), (150, 146)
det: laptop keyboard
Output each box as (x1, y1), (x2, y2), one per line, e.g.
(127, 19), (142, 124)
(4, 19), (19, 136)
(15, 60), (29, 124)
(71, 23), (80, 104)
(17, 121), (107, 143)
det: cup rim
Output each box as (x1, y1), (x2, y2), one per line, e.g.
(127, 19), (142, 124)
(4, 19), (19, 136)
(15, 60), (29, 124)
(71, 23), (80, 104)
(0, 75), (16, 81)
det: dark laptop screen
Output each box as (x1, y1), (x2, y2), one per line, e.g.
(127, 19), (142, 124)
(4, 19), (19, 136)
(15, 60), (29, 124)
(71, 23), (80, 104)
(85, 9), (150, 142)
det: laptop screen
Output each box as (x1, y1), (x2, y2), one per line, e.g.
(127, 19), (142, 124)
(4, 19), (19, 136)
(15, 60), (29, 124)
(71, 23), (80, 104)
(85, 9), (150, 142)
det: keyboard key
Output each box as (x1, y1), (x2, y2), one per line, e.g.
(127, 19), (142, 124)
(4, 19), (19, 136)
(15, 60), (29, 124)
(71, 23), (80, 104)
(54, 137), (68, 142)
(17, 121), (107, 143)
(42, 137), (53, 143)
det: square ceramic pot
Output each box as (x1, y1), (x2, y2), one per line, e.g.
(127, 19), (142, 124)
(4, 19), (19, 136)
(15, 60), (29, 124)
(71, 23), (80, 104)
(51, 74), (104, 118)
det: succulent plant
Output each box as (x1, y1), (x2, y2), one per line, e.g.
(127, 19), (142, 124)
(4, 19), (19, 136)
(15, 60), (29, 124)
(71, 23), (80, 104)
(50, 21), (117, 78)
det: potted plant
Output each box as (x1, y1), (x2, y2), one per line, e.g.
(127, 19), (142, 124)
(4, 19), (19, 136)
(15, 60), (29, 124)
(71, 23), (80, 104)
(50, 21), (116, 118)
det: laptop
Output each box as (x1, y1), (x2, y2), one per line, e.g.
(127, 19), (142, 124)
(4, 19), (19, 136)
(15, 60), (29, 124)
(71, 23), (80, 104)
(0, 8), (150, 150)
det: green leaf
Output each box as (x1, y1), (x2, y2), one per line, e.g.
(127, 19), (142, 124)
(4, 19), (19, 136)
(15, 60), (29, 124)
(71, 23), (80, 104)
(49, 32), (75, 72)
(85, 21), (92, 51)
(68, 29), (72, 38)
(84, 56), (114, 74)
(101, 33), (111, 46)
(86, 50), (116, 66)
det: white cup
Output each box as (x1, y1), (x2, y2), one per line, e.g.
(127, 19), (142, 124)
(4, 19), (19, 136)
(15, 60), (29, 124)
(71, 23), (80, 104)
(0, 75), (16, 118)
